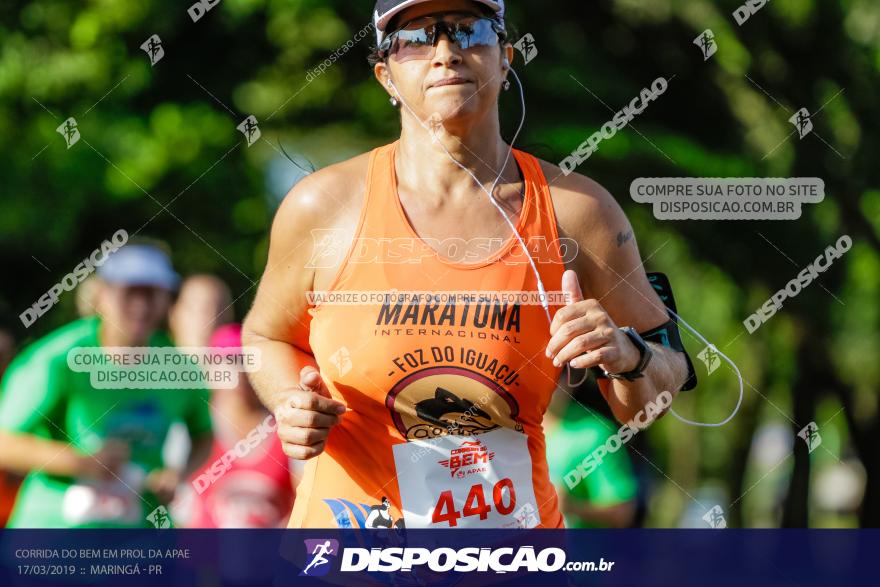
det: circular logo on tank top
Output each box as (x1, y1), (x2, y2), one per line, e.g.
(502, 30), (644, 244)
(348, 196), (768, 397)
(385, 367), (523, 440)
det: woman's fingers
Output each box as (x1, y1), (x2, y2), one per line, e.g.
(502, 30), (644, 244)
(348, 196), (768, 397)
(273, 370), (345, 461)
(272, 367), (347, 461)
(275, 400), (342, 428)
(288, 387), (346, 415)
(277, 423), (332, 447)
(281, 440), (326, 461)
(567, 345), (619, 370)
(545, 315), (598, 359)
(299, 366), (332, 397)
(552, 328), (616, 368)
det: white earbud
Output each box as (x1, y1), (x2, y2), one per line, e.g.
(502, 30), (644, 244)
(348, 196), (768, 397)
(502, 58), (510, 68)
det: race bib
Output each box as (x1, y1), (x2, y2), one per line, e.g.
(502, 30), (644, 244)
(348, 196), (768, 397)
(62, 465), (145, 525)
(392, 428), (541, 529)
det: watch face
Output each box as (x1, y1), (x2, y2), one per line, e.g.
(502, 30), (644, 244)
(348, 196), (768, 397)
(621, 327), (651, 378)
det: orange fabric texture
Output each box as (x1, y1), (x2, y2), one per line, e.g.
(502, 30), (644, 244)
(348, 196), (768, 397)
(289, 141), (566, 528)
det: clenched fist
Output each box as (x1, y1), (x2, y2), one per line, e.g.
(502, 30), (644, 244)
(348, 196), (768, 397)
(274, 366), (347, 460)
(545, 270), (642, 375)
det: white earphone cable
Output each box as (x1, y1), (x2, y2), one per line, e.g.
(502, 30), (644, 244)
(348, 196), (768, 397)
(388, 60), (741, 428)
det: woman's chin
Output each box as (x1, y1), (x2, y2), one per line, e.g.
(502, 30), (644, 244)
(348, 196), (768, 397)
(424, 100), (479, 125)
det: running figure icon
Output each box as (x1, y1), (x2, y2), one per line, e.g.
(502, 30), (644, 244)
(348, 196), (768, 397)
(302, 540), (335, 576)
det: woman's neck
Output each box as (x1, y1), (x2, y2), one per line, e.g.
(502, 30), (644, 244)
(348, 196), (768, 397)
(396, 107), (519, 201)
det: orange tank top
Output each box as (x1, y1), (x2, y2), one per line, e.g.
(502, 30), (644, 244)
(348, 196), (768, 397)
(290, 141), (566, 529)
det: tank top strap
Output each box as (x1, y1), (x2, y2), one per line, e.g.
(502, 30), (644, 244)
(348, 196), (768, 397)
(356, 141), (409, 243)
(510, 148), (566, 275)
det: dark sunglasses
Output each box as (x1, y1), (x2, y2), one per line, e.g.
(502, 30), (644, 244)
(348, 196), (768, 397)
(379, 15), (507, 62)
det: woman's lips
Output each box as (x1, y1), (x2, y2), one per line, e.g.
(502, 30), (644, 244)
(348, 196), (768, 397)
(429, 77), (472, 88)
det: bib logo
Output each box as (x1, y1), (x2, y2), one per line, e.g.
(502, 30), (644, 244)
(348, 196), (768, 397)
(438, 439), (495, 479)
(386, 367), (522, 440)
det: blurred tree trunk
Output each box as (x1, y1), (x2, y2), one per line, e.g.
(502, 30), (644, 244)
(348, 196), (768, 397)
(727, 383), (761, 528)
(782, 335), (815, 527)
(825, 371), (880, 527)
(833, 194), (880, 528)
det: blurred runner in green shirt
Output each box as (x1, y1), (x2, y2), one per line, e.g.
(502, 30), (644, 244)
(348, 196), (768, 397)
(0, 243), (213, 528)
(546, 391), (638, 528)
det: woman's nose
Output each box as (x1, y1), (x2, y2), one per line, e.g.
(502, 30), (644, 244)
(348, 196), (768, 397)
(432, 33), (463, 67)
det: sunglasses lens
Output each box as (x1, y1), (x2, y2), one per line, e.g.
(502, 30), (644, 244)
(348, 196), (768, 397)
(389, 18), (501, 62)
(392, 29), (435, 62)
(454, 19), (496, 50)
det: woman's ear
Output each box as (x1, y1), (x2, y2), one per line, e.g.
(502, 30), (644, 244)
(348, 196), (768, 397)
(374, 61), (393, 96)
(504, 44), (515, 68)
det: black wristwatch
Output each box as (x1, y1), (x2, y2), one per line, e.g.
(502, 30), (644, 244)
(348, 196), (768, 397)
(603, 327), (653, 381)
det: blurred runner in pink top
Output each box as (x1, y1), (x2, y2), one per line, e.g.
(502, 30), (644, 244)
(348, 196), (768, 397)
(173, 324), (296, 528)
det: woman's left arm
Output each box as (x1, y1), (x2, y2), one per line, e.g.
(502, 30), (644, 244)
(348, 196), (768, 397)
(544, 166), (689, 424)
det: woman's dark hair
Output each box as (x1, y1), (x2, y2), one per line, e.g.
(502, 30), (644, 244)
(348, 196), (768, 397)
(366, 6), (513, 67)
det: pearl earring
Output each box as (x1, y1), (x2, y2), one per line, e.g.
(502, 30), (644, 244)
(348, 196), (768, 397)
(390, 96), (400, 107)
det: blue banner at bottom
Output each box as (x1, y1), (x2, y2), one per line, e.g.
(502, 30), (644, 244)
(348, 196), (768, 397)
(0, 529), (875, 586)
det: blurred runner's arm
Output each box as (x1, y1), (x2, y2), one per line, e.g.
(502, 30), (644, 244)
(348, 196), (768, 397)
(558, 493), (636, 528)
(181, 387), (214, 478)
(146, 394), (214, 503)
(0, 354), (128, 479)
(0, 432), (129, 479)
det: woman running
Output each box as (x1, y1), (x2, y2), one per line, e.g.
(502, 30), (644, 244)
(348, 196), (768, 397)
(243, 0), (689, 529)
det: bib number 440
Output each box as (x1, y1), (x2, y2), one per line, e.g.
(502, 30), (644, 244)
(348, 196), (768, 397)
(431, 478), (516, 527)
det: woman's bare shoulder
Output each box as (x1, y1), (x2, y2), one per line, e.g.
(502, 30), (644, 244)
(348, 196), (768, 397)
(274, 150), (374, 234)
(264, 150), (377, 292)
(534, 158), (630, 243)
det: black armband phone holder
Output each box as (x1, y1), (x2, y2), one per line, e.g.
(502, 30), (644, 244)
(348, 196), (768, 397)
(591, 272), (698, 391)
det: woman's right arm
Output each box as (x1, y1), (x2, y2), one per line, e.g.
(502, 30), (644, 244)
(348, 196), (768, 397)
(242, 172), (350, 460)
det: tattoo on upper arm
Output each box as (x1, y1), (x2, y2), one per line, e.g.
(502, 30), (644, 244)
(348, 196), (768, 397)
(616, 231), (633, 247)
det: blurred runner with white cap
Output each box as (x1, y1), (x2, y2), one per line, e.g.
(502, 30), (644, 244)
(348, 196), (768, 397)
(0, 241), (214, 528)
